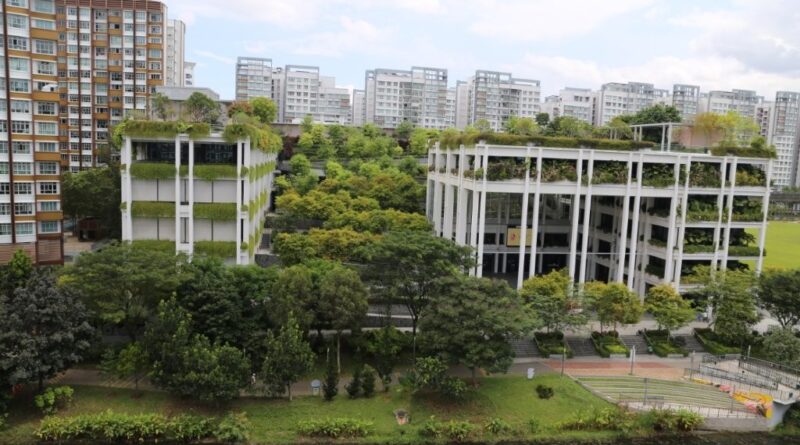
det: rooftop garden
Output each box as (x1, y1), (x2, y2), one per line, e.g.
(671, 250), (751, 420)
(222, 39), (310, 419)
(439, 131), (656, 151)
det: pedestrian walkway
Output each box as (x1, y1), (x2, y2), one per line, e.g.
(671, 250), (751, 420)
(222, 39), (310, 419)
(566, 336), (598, 357)
(620, 334), (651, 355)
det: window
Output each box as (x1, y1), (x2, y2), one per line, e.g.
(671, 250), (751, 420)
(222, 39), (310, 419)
(40, 221), (59, 233)
(11, 121), (31, 134)
(0, 224), (11, 236)
(9, 57), (28, 72)
(8, 37), (29, 51)
(39, 182), (58, 194)
(32, 19), (56, 31)
(37, 162), (58, 175)
(36, 122), (57, 136)
(12, 142), (31, 154)
(0, 163), (7, 174)
(35, 102), (57, 115)
(39, 201), (59, 211)
(0, 143), (6, 154)
(9, 79), (30, 93)
(34, 61), (56, 75)
(14, 183), (32, 195)
(16, 223), (34, 236)
(33, 0), (55, 13)
(7, 14), (29, 30)
(0, 203), (9, 215)
(33, 40), (57, 55)
(13, 162), (32, 175)
(14, 203), (34, 215)
(10, 100), (30, 113)
(7, 0), (28, 7)
(37, 142), (57, 152)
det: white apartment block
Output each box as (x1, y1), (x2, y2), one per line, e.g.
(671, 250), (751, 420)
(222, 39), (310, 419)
(465, 70), (541, 131)
(184, 61), (196, 87)
(281, 66), (350, 125)
(235, 57), (273, 101)
(550, 87), (594, 124)
(121, 132), (277, 265)
(541, 95), (561, 120)
(426, 142), (770, 295)
(165, 19), (186, 87)
(351, 89), (366, 127)
(445, 87), (457, 129)
(767, 92), (800, 188)
(595, 82), (664, 126)
(699, 90), (761, 120)
(364, 67), (450, 129)
(672, 84), (700, 121)
(454, 81), (470, 130)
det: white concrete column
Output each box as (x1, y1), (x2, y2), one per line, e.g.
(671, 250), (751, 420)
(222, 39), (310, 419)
(468, 153), (481, 275)
(615, 155), (634, 283)
(443, 184), (455, 240)
(122, 137), (133, 241)
(579, 152), (594, 284)
(673, 158), (691, 287)
(454, 146), (468, 244)
(174, 136), (181, 252)
(517, 147), (532, 288)
(756, 160), (773, 274)
(568, 150), (584, 281)
(664, 161), (681, 282)
(475, 145), (489, 277)
(528, 149), (543, 279)
(721, 158), (737, 270)
(712, 159), (727, 269)
(626, 155), (644, 289)
(235, 141), (243, 264)
(187, 138), (194, 256)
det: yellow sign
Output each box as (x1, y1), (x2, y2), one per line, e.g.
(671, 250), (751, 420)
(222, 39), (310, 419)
(506, 228), (534, 247)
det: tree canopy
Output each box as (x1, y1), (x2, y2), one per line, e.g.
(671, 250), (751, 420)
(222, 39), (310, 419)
(645, 284), (695, 334)
(184, 92), (220, 124)
(758, 269), (800, 328)
(584, 282), (643, 331)
(520, 270), (586, 333)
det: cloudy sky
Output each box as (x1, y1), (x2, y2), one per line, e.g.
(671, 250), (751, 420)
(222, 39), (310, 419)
(167, 0), (800, 100)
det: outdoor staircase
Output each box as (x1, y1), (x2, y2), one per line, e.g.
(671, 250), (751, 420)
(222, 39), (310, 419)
(620, 335), (651, 355)
(510, 338), (540, 358)
(676, 334), (706, 353)
(566, 336), (598, 357)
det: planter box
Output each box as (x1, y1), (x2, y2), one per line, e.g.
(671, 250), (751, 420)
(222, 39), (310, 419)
(549, 354), (565, 360)
(667, 354), (686, 359)
(609, 354), (628, 359)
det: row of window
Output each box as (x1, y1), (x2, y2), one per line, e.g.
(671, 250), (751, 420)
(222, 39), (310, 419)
(0, 161), (59, 175)
(0, 121), (58, 135)
(0, 200), (58, 213)
(0, 100), (58, 116)
(0, 141), (57, 153)
(0, 221), (60, 236)
(0, 181), (58, 194)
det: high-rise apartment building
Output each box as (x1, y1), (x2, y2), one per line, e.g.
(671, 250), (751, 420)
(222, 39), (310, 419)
(183, 60), (195, 86)
(235, 57), (272, 101)
(594, 82), (663, 126)
(282, 66), (350, 125)
(0, 0), (167, 265)
(364, 66), (449, 129)
(165, 19), (185, 87)
(464, 70), (541, 131)
(699, 89), (760, 119)
(545, 87), (593, 124)
(766, 92), (800, 188)
(351, 89), (365, 126)
(454, 80), (469, 130)
(671, 84), (700, 121)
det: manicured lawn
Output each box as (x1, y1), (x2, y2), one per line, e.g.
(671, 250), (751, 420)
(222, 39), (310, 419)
(1, 375), (613, 445)
(747, 221), (800, 270)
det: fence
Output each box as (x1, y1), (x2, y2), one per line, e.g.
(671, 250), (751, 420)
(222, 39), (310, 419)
(617, 398), (756, 418)
(685, 368), (795, 401)
(739, 356), (800, 390)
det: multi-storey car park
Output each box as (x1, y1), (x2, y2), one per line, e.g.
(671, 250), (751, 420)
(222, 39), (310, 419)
(426, 139), (771, 296)
(120, 128), (277, 265)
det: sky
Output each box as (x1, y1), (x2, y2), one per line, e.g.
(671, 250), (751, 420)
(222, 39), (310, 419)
(165, 0), (800, 101)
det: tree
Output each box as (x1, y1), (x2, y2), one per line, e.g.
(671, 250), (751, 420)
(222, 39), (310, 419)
(520, 270), (586, 333)
(227, 100), (254, 118)
(645, 284), (695, 336)
(318, 263), (368, 372)
(535, 112), (550, 127)
(289, 154), (312, 177)
(699, 268), (758, 344)
(300, 114), (314, 133)
(322, 347), (338, 401)
(408, 128), (432, 156)
(184, 92), (220, 124)
(584, 282), (643, 332)
(259, 314), (314, 401)
(630, 104), (682, 124)
(102, 342), (148, 391)
(364, 326), (405, 391)
(761, 327), (800, 368)
(0, 269), (93, 389)
(758, 269), (800, 328)
(394, 120), (414, 140)
(359, 231), (475, 357)
(144, 299), (251, 403)
(0, 249), (33, 297)
(297, 124), (334, 159)
(420, 275), (537, 383)
(150, 92), (170, 120)
(718, 111), (759, 145)
(62, 167), (122, 239)
(250, 97), (277, 124)
(504, 116), (539, 136)
(60, 243), (187, 341)
(546, 116), (592, 137)
(473, 119), (492, 133)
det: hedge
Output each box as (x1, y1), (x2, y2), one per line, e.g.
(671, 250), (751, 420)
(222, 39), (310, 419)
(35, 410), (248, 443)
(194, 241), (237, 259)
(193, 164), (237, 181)
(193, 202), (238, 220)
(643, 329), (688, 357)
(297, 418), (373, 438)
(131, 201), (175, 218)
(131, 240), (175, 254)
(248, 161), (276, 182)
(710, 146), (776, 159)
(694, 328), (741, 356)
(130, 162), (184, 180)
(533, 331), (573, 358)
(117, 120), (211, 143)
(440, 132), (656, 151)
(590, 331), (629, 358)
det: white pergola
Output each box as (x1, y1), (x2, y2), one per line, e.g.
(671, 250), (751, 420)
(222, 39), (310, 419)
(630, 122), (691, 152)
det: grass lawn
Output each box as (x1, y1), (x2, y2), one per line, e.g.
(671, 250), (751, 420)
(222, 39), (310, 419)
(747, 221), (800, 270)
(1, 375), (614, 445)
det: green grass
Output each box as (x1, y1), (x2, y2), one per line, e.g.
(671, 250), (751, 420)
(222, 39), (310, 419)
(1, 376), (613, 445)
(747, 221), (800, 270)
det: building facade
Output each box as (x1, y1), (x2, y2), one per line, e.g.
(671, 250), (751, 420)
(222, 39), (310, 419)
(364, 66), (449, 129)
(672, 84), (700, 121)
(183, 60), (195, 86)
(465, 70), (540, 131)
(594, 82), (662, 126)
(235, 57), (272, 101)
(120, 131), (276, 265)
(282, 66), (350, 125)
(699, 89), (761, 120)
(351, 89), (365, 126)
(768, 92), (800, 188)
(164, 19), (184, 87)
(426, 142), (771, 295)
(0, 0), (167, 264)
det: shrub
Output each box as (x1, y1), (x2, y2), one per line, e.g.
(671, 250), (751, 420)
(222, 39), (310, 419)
(419, 417), (476, 442)
(323, 351), (338, 401)
(536, 384), (554, 399)
(194, 241), (237, 259)
(193, 202), (237, 220)
(131, 201), (175, 218)
(402, 357), (470, 399)
(361, 365), (377, 397)
(649, 409), (703, 432)
(214, 412), (250, 443)
(193, 164), (237, 181)
(34, 386), (74, 415)
(131, 239), (175, 254)
(528, 418), (541, 433)
(129, 162), (179, 180)
(484, 417), (512, 435)
(168, 415), (215, 442)
(558, 408), (636, 432)
(297, 418), (373, 438)
(345, 365), (363, 399)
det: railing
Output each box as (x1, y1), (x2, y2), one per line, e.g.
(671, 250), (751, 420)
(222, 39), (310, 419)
(739, 356), (800, 389)
(618, 398), (756, 418)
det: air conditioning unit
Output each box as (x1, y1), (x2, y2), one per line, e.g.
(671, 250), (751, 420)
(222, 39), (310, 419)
(39, 84), (58, 92)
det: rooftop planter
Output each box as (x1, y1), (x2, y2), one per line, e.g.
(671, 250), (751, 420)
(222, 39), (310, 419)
(591, 161), (628, 184)
(439, 132), (656, 151)
(131, 201), (175, 218)
(541, 159), (577, 182)
(486, 159), (528, 181)
(642, 164), (675, 187)
(193, 202), (238, 221)
(130, 239), (174, 254)
(194, 164), (237, 181)
(689, 163), (721, 188)
(222, 121), (282, 153)
(590, 331), (629, 358)
(736, 165), (767, 187)
(116, 120), (211, 145)
(710, 145), (776, 159)
(129, 162), (187, 180)
(194, 240), (237, 258)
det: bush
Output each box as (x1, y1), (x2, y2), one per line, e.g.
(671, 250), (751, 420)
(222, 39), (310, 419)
(649, 409), (703, 432)
(440, 377), (468, 399)
(214, 412), (250, 443)
(168, 415), (215, 442)
(401, 357), (469, 399)
(34, 386), (74, 415)
(484, 417), (512, 435)
(194, 241), (237, 258)
(323, 351), (339, 401)
(558, 408), (636, 432)
(590, 331), (630, 358)
(131, 201), (175, 218)
(345, 365), (363, 399)
(193, 202), (238, 220)
(536, 384), (554, 400)
(193, 164), (237, 181)
(528, 418), (541, 433)
(297, 418), (373, 438)
(533, 331), (573, 358)
(361, 365), (377, 397)
(419, 417), (476, 442)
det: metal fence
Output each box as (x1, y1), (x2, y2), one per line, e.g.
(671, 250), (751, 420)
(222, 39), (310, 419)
(617, 398), (756, 418)
(685, 367), (795, 401)
(739, 356), (800, 390)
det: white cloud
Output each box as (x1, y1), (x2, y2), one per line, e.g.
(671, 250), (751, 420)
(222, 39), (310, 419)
(194, 50), (236, 65)
(466, 0), (654, 42)
(242, 40), (269, 55)
(284, 16), (394, 57)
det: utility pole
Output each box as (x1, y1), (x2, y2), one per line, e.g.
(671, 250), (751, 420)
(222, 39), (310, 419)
(629, 345), (636, 375)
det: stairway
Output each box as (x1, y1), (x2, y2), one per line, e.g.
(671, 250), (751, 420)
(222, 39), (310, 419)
(676, 334), (706, 353)
(510, 338), (540, 358)
(566, 336), (598, 357)
(620, 335), (651, 355)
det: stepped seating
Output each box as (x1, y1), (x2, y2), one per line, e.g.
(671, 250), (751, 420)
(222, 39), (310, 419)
(620, 335), (651, 355)
(510, 338), (540, 358)
(677, 334), (707, 353)
(566, 336), (599, 357)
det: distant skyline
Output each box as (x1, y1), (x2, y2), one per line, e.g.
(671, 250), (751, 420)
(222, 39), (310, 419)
(167, 0), (800, 100)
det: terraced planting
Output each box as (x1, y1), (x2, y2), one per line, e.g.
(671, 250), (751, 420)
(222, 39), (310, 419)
(578, 376), (750, 413)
